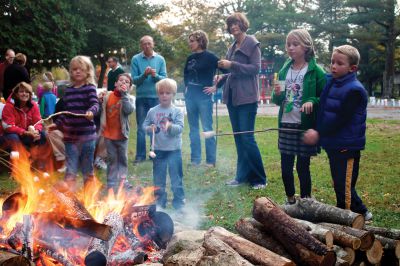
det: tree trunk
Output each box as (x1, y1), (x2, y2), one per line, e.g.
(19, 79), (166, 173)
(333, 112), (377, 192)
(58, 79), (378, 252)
(198, 234), (253, 266)
(382, 0), (396, 98)
(207, 226), (295, 266)
(235, 218), (292, 259)
(98, 57), (107, 88)
(364, 225), (400, 240)
(253, 197), (336, 266)
(320, 223), (374, 251)
(318, 224), (361, 250)
(375, 235), (400, 259)
(293, 219), (334, 249)
(281, 198), (364, 229)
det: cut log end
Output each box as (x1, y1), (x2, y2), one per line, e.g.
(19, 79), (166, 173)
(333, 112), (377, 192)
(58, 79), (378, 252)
(366, 239), (383, 264)
(351, 215), (365, 229)
(84, 250), (107, 266)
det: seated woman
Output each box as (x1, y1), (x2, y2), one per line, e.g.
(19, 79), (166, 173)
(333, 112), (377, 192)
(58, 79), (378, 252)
(1, 82), (49, 170)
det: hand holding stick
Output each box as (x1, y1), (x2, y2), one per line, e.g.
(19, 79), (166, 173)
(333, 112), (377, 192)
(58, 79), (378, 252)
(149, 126), (156, 159)
(33, 111), (88, 127)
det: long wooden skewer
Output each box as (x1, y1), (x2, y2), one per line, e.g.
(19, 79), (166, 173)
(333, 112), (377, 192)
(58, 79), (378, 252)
(202, 128), (304, 139)
(33, 111), (88, 127)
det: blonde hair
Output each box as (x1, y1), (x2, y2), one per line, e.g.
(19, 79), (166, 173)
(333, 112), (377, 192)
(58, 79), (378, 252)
(69, 55), (96, 85)
(14, 53), (27, 65)
(156, 78), (177, 95)
(287, 29), (315, 61)
(43, 71), (54, 82)
(333, 45), (360, 66)
(43, 82), (53, 91)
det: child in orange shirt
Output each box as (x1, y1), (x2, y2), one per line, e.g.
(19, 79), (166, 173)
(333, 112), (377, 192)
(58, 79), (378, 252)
(100, 73), (135, 192)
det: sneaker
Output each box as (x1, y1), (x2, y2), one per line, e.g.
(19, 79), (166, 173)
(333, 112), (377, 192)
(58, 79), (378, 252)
(133, 158), (145, 164)
(225, 179), (241, 186)
(285, 197), (296, 205)
(364, 211), (373, 221)
(94, 157), (107, 170)
(205, 163), (215, 168)
(251, 183), (267, 190)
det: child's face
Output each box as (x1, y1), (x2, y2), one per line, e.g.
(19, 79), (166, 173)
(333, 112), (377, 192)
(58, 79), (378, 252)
(330, 52), (356, 79)
(286, 35), (307, 62)
(70, 63), (87, 85)
(158, 87), (174, 107)
(115, 75), (131, 92)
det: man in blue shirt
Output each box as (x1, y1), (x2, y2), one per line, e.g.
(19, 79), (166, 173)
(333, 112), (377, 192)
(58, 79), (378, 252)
(131, 35), (167, 163)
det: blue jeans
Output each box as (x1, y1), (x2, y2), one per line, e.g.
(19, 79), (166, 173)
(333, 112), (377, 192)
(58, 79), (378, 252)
(227, 102), (267, 186)
(4, 131), (47, 147)
(153, 150), (185, 209)
(65, 140), (96, 182)
(105, 138), (128, 192)
(185, 98), (216, 164)
(135, 98), (159, 160)
(281, 153), (311, 198)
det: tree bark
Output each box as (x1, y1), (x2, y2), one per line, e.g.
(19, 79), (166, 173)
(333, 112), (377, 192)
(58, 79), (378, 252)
(281, 198), (364, 229)
(253, 197), (336, 266)
(320, 223), (374, 251)
(317, 223), (361, 250)
(198, 234), (253, 266)
(293, 219), (334, 249)
(207, 226), (295, 266)
(235, 218), (292, 259)
(364, 225), (400, 240)
(334, 257), (349, 266)
(375, 235), (400, 259)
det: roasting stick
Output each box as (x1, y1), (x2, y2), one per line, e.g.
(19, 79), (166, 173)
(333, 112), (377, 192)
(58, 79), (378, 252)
(33, 111), (88, 127)
(149, 126), (156, 158)
(202, 128), (304, 139)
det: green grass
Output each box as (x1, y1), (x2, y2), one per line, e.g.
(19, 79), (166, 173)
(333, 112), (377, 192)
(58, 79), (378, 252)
(1, 116), (399, 230)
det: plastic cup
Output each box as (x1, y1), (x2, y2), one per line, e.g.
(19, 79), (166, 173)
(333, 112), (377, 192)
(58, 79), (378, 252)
(276, 80), (286, 92)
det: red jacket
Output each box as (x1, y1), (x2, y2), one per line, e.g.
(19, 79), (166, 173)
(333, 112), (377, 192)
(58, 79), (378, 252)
(1, 97), (42, 136)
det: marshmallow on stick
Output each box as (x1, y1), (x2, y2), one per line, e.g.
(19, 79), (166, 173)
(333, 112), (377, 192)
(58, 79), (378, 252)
(149, 126), (156, 159)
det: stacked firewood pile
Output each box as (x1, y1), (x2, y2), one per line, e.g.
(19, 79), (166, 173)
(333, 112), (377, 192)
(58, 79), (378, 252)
(163, 197), (399, 266)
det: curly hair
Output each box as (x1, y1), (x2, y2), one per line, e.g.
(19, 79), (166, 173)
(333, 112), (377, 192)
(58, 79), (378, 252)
(189, 30), (209, 50)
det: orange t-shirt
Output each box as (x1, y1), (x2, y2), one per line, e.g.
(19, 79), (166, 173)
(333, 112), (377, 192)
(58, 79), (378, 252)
(103, 93), (124, 140)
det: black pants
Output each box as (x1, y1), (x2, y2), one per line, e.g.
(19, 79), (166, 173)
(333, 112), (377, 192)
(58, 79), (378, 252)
(327, 149), (368, 214)
(281, 153), (311, 198)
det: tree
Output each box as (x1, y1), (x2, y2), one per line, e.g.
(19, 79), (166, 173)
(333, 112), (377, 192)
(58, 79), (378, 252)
(346, 0), (400, 98)
(0, 0), (85, 69)
(75, 0), (163, 87)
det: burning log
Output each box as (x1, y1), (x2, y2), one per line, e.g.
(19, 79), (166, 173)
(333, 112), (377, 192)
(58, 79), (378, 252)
(22, 215), (33, 260)
(234, 217), (292, 259)
(199, 234), (253, 266)
(35, 239), (74, 266)
(108, 250), (148, 265)
(52, 184), (111, 240)
(332, 245), (356, 265)
(85, 212), (124, 266)
(364, 224), (400, 240)
(0, 250), (32, 265)
(6, 223), (23, 250)
(253, 197), (336, 266)
(293, 218), (334, 248)
(319, 223), (375, 251)
(281, 197), (364, 229)
(207, 226), (295, 266)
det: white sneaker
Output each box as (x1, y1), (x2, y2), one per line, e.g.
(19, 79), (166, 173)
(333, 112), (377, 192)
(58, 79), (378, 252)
(364, 211), (373, 221)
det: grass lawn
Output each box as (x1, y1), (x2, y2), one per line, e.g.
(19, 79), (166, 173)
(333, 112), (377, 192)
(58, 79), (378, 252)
(0, 115), (399, 231)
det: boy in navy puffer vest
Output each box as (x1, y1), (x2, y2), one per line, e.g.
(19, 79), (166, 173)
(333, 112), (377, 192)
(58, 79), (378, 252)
(303, 45), (372, 221)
